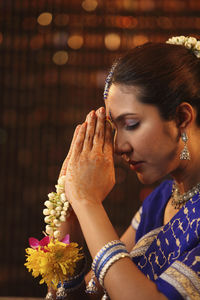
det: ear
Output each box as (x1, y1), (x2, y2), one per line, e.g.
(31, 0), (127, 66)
(175, 102), (196, 131)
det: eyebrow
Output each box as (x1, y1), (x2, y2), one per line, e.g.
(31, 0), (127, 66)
(109, 110), (138, 122)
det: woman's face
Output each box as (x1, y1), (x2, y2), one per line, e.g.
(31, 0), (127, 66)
(105, 84), (182, 184)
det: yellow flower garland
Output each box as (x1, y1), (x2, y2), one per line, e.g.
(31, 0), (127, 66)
(25, 175), (84, 291)
(25, 239), (84, 289)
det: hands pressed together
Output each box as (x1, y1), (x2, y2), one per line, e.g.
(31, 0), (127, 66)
(61, 107), (115, 211)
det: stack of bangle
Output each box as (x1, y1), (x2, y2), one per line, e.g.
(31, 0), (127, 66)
(91, 240), (130, 292)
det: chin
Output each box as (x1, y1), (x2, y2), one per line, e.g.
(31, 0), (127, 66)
(136, 172), (163, 185)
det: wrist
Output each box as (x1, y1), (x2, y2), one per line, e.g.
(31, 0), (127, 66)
(71, 199), (104, 214)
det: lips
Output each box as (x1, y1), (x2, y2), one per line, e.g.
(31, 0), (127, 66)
(121, 155), (144, 169)
(129, 160), (144, 171)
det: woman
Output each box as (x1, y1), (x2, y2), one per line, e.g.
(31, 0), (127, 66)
(49, 37), (200, 300)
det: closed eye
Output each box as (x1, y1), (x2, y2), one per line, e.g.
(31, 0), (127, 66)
(125, 122), (139, 131)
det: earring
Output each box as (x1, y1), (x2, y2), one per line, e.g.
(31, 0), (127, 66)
(180, 132), (190, 160)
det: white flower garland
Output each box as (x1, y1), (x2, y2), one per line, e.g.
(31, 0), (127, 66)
(43, 175), (71, 238)
(166, 36), (200, 58)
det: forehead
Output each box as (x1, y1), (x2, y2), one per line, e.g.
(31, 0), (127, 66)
(105, 83), (164, 122)
(105, 84), (144, 117)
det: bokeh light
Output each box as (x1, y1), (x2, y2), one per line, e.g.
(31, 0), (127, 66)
(67, 34), (84, 50)
(37, 12), (52, 26)
(82, 0), (98, 12)
(123, 0), (139, 11)
(52, 51), (69, 65)
(104, 33), (121, 51)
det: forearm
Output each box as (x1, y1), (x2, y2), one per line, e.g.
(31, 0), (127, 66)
(72, 201), (167, 300)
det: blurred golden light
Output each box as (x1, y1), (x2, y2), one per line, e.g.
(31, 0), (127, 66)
(0, 32), (3, 44)
(68, 35), (84, 50)
(37, 12), (52, 26)
(104, 33), (121, 51)
(123, 0), (138, 11)
(52, 51), (68, 65)
(82, 0), (98, 12)
(54, 14), (69, 26)
(132, 34), (149, 46)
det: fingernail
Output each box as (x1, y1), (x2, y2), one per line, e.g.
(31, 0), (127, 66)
(100, 107), (105, 114)
(90, 110), (95, 117)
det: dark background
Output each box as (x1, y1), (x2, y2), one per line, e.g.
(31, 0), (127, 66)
(1, 0), (200, 297)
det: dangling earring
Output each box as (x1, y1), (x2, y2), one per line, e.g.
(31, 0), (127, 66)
(180, 132), (190, 160)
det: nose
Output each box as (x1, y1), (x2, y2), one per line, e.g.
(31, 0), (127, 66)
(114, 129), (132, 156)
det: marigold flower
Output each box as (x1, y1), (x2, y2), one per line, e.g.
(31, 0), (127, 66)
(25, 238), (83, 289)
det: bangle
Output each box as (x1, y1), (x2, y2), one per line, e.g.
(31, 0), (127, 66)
(99, 252), (130, 287)
(86, 241), (124, 296)
(92, 240), (125, 275)
(91, 239), (131, 300)
(96, 245), (127, 279)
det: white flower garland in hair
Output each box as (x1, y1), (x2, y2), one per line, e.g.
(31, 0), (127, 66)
(43, 175), (71, 238)
(166, 36), (200, 58)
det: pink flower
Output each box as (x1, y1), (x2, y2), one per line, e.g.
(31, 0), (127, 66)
(28, 234), (70, 251)
(61, 234), (70, 244)
(29, 236), (51, 251)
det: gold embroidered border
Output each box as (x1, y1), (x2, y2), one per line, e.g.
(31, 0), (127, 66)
(130, 227), (163, 258)
(131, 206), (143, 230)
(160, 261), (200, 299)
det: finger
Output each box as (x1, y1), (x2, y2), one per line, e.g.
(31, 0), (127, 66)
(103, 119), (114, 155)
(82, 110), (96, 152)
(92, 107), (106, 151)
(70, 122), (87, 159)
(59, 125), (81, 177)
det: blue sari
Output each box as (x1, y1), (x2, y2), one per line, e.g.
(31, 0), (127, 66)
(131, 180), (200, 299)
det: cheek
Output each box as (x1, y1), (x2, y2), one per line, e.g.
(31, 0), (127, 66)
(131, 126), (178, 158)
(130, 128), (159, 152)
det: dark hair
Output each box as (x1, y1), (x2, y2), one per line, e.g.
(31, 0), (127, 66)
(107, 42), (200, 126)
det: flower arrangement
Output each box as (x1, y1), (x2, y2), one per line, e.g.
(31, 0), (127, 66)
(43, 175), (71, 239)
(166, 36), (200, 58)
(24, 176), (83, 290)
